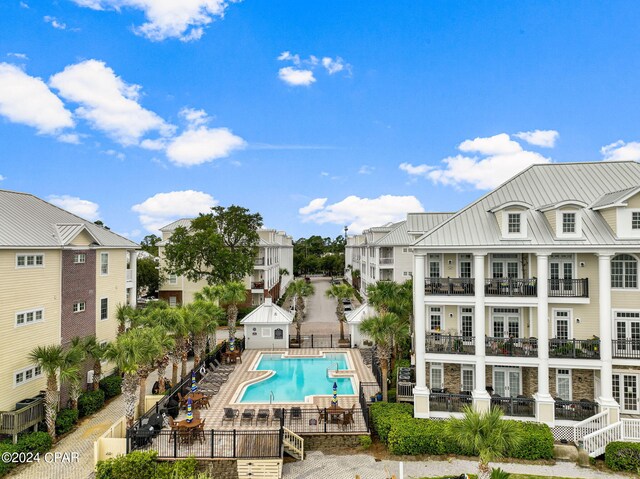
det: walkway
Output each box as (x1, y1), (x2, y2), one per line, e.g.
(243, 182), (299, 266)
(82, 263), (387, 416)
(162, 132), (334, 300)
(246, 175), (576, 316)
(283, 450), (631, 479)
(300, 277), (359, 335)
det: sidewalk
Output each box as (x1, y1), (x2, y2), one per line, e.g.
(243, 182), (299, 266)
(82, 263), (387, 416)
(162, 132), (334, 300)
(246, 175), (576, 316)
(283, 450), (631, 479)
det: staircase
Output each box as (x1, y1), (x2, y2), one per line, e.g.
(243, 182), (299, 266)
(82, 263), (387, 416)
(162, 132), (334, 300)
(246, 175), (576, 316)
(282, 427), (304, 460)
(576, 413), (640, 457)
(237, 459), (283, 479)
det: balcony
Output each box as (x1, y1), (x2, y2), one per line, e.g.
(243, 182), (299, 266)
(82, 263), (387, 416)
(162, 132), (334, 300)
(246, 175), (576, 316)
(548, 279), (589, 298)
(429, 392), (472, 413)
(485, 278), (537, 297)
(254, 258), (265, 266)
(426, 334), (475, 355)
(379, 257), (394, 265)
(251, 281), (264, 289)
(490, 396), (535, 417)
(486, 337), (538, 357)
(555, 399), (598, 421)
(612, 339), (640, 359)
(425, 277), (475, 296)
(549, 338), (600, 359)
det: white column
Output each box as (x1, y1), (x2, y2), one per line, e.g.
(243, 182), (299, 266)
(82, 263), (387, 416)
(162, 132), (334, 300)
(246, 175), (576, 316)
(535, 253), (555, 425)
(128, 250), (138, 308)
(473, 253), (490, 411)
(598, 253), (619, 421)
(413, 252), (430, 417)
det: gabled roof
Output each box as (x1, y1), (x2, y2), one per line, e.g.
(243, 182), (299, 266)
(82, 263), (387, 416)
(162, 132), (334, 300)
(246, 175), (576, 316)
(591, 186), (640, 210)
(159, 218), (192, 232)
(239, 299), (293, 324)
(0, 190), (138, 248)
(407, 212), (454, 234)
(412, 162), (640, 248)
(345, 303), (375, 324)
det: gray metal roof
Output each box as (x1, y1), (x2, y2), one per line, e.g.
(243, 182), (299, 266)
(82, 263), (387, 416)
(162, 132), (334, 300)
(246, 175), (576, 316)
(591, 186), (640, 210)
(406, 212), (454, 234)
(239, 299), (293, 324)
(412, 162), (640, 248)
(159, 218), (192, 232)
(0, 190), (138, 248)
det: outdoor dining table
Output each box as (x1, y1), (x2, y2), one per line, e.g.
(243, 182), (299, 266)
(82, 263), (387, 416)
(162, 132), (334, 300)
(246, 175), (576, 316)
(326, 405), (345, 423)
(185, 392), (205, 402)
(176, 418), (203, 429)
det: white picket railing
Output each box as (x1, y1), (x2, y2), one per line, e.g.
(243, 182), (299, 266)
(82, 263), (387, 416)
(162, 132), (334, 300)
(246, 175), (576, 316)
(622, 418), (640, 440)
(574, 410), (608, 442)
(582, 421), (623, 457)
(282, 427), (304, 460)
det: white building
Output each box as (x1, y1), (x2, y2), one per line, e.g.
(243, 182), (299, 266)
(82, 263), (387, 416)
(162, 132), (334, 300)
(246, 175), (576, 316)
(240, 298), (293, 349)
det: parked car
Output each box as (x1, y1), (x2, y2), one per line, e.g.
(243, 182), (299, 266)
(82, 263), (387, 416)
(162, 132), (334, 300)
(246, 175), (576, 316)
(331, 278), (342, 285)
(343, 303), (353, 312)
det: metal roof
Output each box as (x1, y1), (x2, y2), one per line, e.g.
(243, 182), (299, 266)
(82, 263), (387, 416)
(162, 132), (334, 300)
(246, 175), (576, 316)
(159, 218), (192, 232)
(591, 186), (640, 210)
(412, 162), (640, 248)
(239, 299), (293, 324)
(0, 190), (138, 248)
(407, 212), (454, 233)
(345, 303), (375, 324)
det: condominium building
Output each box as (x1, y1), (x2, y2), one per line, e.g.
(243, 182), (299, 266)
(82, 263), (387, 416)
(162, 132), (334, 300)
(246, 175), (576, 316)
(158, 221), (293, 307)
(407, 161), (640, 429)
(0, 190), (138, 412)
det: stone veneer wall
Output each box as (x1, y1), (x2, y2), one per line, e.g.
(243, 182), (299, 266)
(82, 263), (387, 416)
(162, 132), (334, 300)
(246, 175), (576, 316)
(302, 433), (364, 452)
(200, 460), (238, 479)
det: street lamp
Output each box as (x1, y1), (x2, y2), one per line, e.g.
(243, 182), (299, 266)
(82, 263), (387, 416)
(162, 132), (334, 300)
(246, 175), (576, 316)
(344, 225), (348, 240)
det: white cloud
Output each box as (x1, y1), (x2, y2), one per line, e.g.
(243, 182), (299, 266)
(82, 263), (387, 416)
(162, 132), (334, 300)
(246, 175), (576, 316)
(44, 15), (67, 30)
(7, 53), (28, 60)
(70, 0), (233, 42)
(132, 190), (218, 231)
(401, 132), (553, 190)
(0, 63), (74, 135)
(300, 195), (424, 233)
(278, 67), (315, 86)
(58, 133), (81, 144)
(179, 107), (209, 127)
(277, 51), (300, 65)
(601, 140), (640, 162)
(298, 198), (327, 215)
(514, 129), (559, 148)
(49, 59), (172, 146)
(322, 56), (350, 75)
(48, 195), (101, 221)
(0, 174), (5, 181)
(166, 126), (245, 166)
(102, 149), (126, 160)
(358, 165), (374, 175)
(20, 2), (29, 8)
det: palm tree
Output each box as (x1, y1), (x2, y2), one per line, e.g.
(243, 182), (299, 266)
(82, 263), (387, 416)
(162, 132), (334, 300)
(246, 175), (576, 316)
(325, 283), (355, 341)
(66, 337), (88, 410)
(84, 336), (109, 391)
(447, 406), (521, 479)
(286, 279), (315, 339)
(367, 280), (401, 315)
(193, 286), (226, 362)
(217, 281), (248, 349)
(147, 304), (189, 384)
(351, 269), (361, 291)
(136, 327), (174, 416)
(359, 312), (409, 401)
(115, 303), (136, 336)
(28, 344), (78, 441)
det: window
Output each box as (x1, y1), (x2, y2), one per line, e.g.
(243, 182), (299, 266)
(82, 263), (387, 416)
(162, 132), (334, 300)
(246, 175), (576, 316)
(611, 254), (638, 288)
(16, 308), (44, 326)
(430, 363), (443, 390)
(73, 253), (86, 264)
(507, 213), (521, 233)
(14, 365), (42, 387)
(168, 274), (177, 284)
(274, 328), (283, 340)
(16, 254), (44, 268)
(169, 296), (177, 307)
(100, 253), (109, 275)
(633, 212), (640, 230)
(562, 213), (576, 233)
(461, 307), (474, 338)
(100, 298), (108, 320)
(556, 369), (571, 401)
(429, 307), (442, 331)
(461, 366), (475, 392)
(429, 254), (441, 278)
(73, 301), (86, 313)
(459, 254), (472, 278)
(554, 310), (571, 340)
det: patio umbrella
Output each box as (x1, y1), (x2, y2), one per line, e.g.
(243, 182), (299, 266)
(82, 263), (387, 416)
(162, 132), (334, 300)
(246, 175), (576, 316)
(331, 381), (338, 407)
(191, 371), (198, 392)
(186, 397), (193, 423)
(229, 337), (235, 351)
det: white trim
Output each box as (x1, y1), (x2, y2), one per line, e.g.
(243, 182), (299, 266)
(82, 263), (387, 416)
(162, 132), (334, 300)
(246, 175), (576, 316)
(457, 253), (473, 278)
(556, 208), (583, 239)
(556, 368), (572, 401)
(15, 307), (45, 327)
(14, 364), (42, 388)
(502, 210), (528, 239)
(552, 308), (573, 339)
(73, 301), (86, 313)
(99, 297), (109, 321)
(491, 307), (522, 338)
(493, 366), (523, 397)
(261, 327), (272, 338)
(73, 253), (86, 264)
(100, 252), (109, 276)
(461, 364), (475, 392)
(458, 306), (474, 337)
(15, 252), (45, 269)
(430, 362), (444, 390)
(611, 253), (639, 290)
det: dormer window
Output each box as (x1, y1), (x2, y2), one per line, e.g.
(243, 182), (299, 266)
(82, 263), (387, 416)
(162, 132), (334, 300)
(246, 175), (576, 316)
(556, 208), (582, 238)
(562, 212), (576, 233)
(507, 213), (521, 233)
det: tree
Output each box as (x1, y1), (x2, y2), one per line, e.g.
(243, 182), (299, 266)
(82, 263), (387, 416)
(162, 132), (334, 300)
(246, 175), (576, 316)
(145, 302), (189, 384)
(192, 287), (225, 364)
(359, 312), (409, 402)
(216, 281), (248, 349)
(137, 257), (161, 297)
(286, 279), (315, 338)
(136, 327), (174, 416)
(367, 281), (401, 315)
(163, 205), (263, 285)
(28, 345), (78, 441)
(84, 336), (109, 391)
(325, 283), (355, 341)
(447, 406), (521, 479)
(115, 303), (136, 337)
(140, 234), (161, 256)
(66, 337), (88, 410)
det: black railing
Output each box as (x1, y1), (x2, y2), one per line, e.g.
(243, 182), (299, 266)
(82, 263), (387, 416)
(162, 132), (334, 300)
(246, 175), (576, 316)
(254, 258), (265, 266)
(426, 334), (475, 355)
(429, 393), (471, 412)
(360, 381), (381, 405)
(251, 281), (264, 289)
(490, 396), (535, 417)
(281, 407), (369, 434)
(555, 400), (598, 421)
(485, 278), (537, 297)
(549, 338), (600, 359)
(425, 277), (475, 296)
(396, 382), (415, 402)
(485, 337), (538, 357)
(289, 334), (351, 348)
(612, 339), (640, 359)
(548, 278), (589, 298)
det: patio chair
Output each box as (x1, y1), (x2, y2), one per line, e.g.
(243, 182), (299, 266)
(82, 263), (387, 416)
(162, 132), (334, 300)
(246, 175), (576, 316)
(290, 407), (302, 421)
(342, 411), (354, 430)
(272, 408), (285, 425)
(241, 408), (255, 425)
(221, 407), (239, 425)
(316, 405), (327, 423)
(256, 409), (270, 424)
(195, 419), (206, 443)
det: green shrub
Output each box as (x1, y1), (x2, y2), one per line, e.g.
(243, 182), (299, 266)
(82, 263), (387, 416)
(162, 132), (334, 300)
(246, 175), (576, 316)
(96, 450), (158, 479)
(99, 375), (123, 399)
(359, 435), (372, 449)
(605, 441), (640, 472)
(17, 431), (52, 454)
(0, 442), (19, 476)
(387, 417), (472, 456)
(369, 402), (413, 444)
(509, 422), (554, 460)
(387, 388), (396, 403)
(490, 467), (511, 479)
(78, 389), (105, 417)
(56, 408), (79, 436)
(170, 457), (198, 478)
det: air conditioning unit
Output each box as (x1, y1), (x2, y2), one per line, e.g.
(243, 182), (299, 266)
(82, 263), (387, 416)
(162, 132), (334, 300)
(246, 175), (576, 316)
(87, 370), (95, 385)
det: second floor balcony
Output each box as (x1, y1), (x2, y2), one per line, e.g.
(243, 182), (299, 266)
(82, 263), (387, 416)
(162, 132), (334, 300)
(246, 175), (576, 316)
(424, 277), (589, 298)
(251, 281), (264, 289)
(426, 334), (475, 355)
(254, 257), (265, 266)
(612, 339), (640, 359)
(549, 338), (600, 359)
(379, 257), (394, 265)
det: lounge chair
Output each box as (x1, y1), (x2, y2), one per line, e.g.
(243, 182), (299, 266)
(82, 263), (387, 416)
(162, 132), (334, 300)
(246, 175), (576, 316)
(241, 408), (255, 424)
(256, 409), (270, 423)
(221, 407), (239, 425)
(272, 408), (285, 425)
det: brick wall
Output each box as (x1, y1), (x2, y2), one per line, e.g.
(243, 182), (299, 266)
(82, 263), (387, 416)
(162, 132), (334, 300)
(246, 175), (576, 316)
(444, 364), (460, 392)
(61, 250), (96, 345)
(522, 367), (538, 397)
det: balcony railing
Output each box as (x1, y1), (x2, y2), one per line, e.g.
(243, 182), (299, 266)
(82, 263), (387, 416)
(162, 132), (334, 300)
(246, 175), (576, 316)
(555, 399), (598, 421)
(549, 338), (600, 359)
(425, 277), (475, 295)
(485, 278), (537, 297)
(612, 339), (640, 359)
(426, 334), (475, 355)
(379, 257), (394, 265)
(429, 392), (472, 413)
(548, 278), (589, 298)
(254, 258), (265, 266)
(486, 337), (538, 357)
(490, 396), (535, 417)
(251, 281), (264, 289)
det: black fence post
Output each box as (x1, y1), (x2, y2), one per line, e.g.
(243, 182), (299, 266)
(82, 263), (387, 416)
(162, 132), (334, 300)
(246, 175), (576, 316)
(330, 334), (333, 348)
(324, 408), (327, 433)
(125, 428), (130, 454)
(210, 430), (214, 458)
(311, 334), (314, 348)
(173, 430), (177, 458)
(280, 408), (285, 429)
(233, 429), (237, 458)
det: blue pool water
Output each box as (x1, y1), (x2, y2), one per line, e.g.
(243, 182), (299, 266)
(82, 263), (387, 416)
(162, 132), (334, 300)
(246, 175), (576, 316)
(239, 353), (354, 403)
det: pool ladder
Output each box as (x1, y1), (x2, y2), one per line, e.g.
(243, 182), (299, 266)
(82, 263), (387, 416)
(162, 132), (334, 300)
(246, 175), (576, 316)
(269, 391), (275, 404)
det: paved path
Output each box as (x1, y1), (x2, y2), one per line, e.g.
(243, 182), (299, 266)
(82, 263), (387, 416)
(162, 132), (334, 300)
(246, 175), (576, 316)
(283, 450), (631, 479)
(304, 277), (337, 324)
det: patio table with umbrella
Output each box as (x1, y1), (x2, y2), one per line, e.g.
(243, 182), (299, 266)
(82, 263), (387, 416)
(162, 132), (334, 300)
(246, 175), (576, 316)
(327, 381), (345, 423)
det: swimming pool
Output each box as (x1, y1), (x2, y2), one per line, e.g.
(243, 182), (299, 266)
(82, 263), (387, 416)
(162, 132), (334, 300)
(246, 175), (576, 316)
(238, 352), (355, 403)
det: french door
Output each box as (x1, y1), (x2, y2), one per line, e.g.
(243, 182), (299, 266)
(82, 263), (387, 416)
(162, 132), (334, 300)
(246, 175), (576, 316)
(550, 254), (574, 292)
(492, 309), (521, 338)
(492, 254), (520, 279)
(613, 373), (639, 414)
(614, 312), (640, 355)
(494, 367), (521, 397)
(553, 310), (571, 340)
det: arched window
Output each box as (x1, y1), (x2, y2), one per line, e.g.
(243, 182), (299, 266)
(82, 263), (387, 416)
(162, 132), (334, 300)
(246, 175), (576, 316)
(611, 254), (638, 288)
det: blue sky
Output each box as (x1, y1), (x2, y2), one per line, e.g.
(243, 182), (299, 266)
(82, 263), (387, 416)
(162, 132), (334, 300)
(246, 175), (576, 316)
(1, 1), (640, 240)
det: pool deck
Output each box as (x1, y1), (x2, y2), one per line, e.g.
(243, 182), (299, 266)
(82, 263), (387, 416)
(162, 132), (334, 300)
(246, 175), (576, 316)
(172, 348), (377, 431)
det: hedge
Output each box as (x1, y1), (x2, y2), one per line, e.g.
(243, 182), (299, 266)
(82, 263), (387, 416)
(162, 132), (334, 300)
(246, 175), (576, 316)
(96, 451), (198, 479)
(605, 441), (640, 472)
(0, 442), (20, 476)
(0, 432), (53, 477)
(510, 422), (554, 460)
(99, 374), (123, 399)
(369, 402), (413, 444)
(78, 389), (105, 417)
(56, 408), (79, 436)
